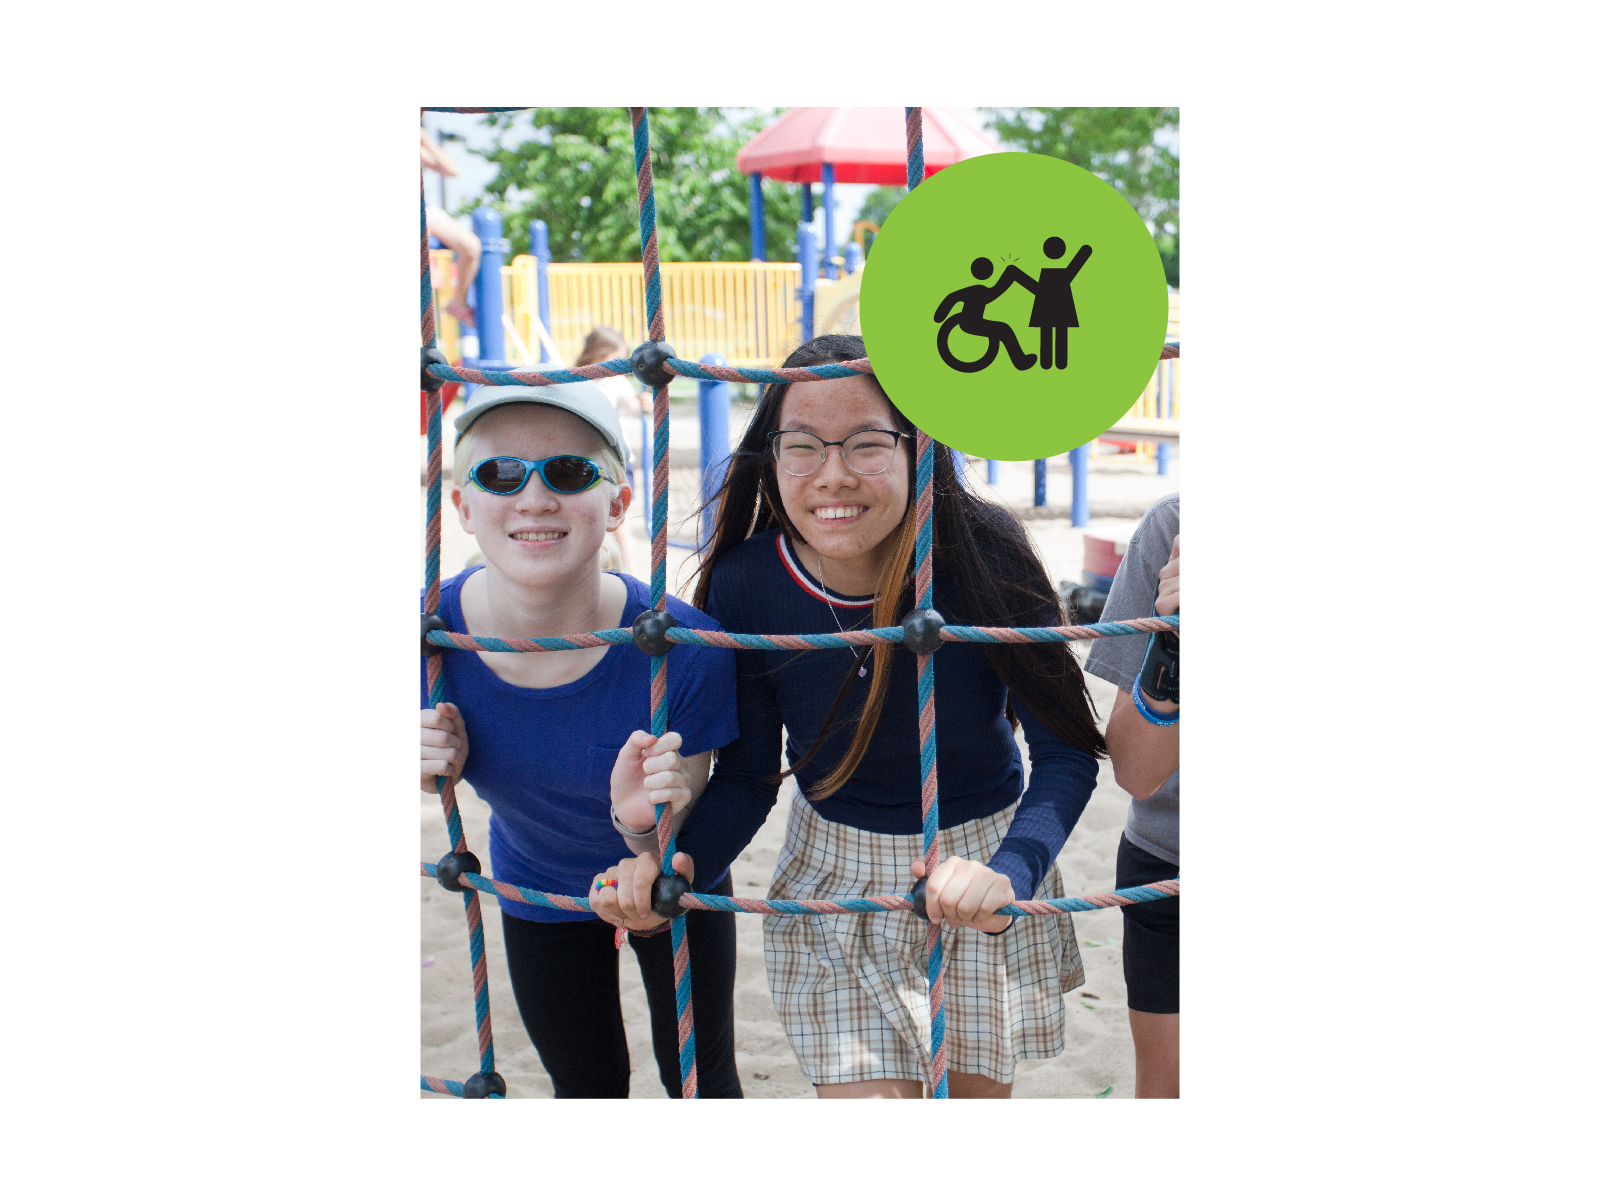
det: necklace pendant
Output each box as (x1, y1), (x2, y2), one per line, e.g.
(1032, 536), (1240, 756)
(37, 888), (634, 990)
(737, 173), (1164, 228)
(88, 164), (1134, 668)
(858, 665), (867, 677)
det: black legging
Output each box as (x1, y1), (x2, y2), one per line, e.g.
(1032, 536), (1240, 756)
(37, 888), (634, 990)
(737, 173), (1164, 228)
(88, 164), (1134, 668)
(500, 869), (743, 1098)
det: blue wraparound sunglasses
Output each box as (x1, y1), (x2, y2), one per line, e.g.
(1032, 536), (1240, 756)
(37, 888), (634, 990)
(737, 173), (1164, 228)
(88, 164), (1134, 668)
(467, 455), (612, 496)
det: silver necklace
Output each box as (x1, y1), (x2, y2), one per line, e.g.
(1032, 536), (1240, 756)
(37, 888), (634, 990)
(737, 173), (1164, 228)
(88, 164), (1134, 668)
(813, 545), (869, 677)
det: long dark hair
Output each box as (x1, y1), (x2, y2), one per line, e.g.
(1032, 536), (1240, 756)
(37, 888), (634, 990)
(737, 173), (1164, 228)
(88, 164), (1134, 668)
(690, 334), (1105, 800)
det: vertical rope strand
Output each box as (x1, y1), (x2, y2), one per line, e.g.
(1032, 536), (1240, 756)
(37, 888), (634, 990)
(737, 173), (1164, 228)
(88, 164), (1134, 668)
(423, 157), (495, 1083)
(905, 106), (924, 189)
(906, 108), (947, 1099)
(630, 105), (696, 1099)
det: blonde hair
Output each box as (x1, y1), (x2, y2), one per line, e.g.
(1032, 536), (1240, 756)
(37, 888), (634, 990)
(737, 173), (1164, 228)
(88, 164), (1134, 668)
(453, 406), (627, 572)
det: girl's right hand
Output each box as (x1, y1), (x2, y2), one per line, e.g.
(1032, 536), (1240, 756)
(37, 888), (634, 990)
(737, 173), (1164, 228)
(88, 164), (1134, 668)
(609, 730), (694, 833)
(590, 851), (696, 932)
(421, 702), (469, 794)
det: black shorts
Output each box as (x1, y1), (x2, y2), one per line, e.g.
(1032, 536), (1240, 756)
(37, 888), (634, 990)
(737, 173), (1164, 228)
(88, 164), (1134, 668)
(1115, 833), (1180, 1015)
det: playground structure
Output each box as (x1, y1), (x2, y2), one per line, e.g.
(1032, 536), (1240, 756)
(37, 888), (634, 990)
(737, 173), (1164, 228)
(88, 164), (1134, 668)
(736, 106), (1001, 282)
(427, 235), (1179, 529)
(421, 107), (1180, 1101)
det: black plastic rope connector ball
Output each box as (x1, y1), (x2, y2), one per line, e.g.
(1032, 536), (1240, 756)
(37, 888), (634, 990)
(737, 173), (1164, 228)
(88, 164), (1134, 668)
(422, 346), (450, 392)
(632, 609), (679, 656)
(629, 340), (677, 389)
(422, 612), (448, 656)
(462, 1071), (507, 1099)
(900, 609), (946, 654)
(910, 877), (929, 921)
(435, 851), (482, 893)
(652, 873), (691, 918)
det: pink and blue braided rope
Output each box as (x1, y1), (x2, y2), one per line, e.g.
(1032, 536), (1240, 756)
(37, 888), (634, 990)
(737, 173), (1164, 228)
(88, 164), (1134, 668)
(629, 107), (699, 1100)
(422, 162), (499, 1084)
(422, 861), (1179, 919)
(902, 106), (954, 1100)
(422, 614), (1179, 656)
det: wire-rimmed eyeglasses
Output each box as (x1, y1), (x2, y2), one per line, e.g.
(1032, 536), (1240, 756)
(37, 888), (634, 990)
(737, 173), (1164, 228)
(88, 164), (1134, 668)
(767, 429), (906, 477)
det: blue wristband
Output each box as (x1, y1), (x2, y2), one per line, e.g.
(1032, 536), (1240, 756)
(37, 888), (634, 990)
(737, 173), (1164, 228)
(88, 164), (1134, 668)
(1131, 682), (1179, 726)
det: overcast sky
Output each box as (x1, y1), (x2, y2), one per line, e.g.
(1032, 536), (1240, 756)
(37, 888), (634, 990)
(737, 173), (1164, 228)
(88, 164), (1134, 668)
(420, 107), (997, 252)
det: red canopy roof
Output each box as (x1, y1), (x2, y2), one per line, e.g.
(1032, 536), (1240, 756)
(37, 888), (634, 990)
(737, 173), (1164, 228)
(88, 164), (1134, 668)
(735, 107), (1001, 185)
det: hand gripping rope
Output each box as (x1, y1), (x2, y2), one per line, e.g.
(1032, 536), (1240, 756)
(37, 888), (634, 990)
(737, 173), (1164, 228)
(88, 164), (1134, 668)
(419, 106), (1180, 1099)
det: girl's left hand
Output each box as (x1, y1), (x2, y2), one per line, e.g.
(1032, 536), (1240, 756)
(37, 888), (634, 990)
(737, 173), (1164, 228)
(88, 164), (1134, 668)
(910, 855), (1015, 934)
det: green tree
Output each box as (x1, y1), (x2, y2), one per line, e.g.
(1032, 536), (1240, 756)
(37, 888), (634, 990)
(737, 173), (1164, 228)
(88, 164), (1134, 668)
(855, 185), (905, 255)
(472, 108), (802, 264)
(981, 107), (1179, 287)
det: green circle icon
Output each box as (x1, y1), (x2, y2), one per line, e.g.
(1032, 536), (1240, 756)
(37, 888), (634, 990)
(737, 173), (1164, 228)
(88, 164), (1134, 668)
(858, 153), (1169, 461)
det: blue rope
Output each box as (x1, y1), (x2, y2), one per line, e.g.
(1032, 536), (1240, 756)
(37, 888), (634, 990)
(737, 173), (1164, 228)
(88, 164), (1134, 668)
(662, 359), (870, 383)
(632, 111), (663, 342)
(421, 615), (1180, 655)
(422, 862), (1179, 918)
(906, 106), (925, 189)
(427, 359), (635, 386)
(904, 104), (948, 1100)
(421, 1076), (506, 1097)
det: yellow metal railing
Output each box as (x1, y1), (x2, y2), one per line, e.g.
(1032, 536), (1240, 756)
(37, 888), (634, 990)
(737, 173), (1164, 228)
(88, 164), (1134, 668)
(1094, 290), (1180, 461)
(517, 261), (802, 368)
(434, 254), (803, 370)
(428, 255), (1179, 444)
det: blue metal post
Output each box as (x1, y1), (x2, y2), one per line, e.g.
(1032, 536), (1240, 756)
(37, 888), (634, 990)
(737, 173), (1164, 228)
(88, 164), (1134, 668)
(1156, 442), (1171, 476)
(1070, 444), (1090, 527)
(987, 459), (999, 486)
(843, 241), (863, 275)
(798, 223), (817, 342)
(530, 219), (551, 361)
(1034, 459), (1047, 507)
(821, 163), (837, 279)
(748, 173), (765, 261)
(698, 353), (731, 546)
(802, 183), (814, 221)
(471, 208), (508, 367)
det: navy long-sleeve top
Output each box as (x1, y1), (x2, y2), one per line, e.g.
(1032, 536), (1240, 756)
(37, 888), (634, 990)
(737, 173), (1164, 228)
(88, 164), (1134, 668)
(676, 529), (1100, 906)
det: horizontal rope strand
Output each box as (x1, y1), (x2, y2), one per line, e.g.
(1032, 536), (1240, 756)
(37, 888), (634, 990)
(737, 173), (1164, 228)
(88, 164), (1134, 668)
(425, 614), (1178, 654)
(421, 861), (1178, 916)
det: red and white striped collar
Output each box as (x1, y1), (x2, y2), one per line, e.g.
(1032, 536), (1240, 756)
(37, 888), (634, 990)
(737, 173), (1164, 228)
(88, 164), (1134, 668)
(776, 534), (876, 608)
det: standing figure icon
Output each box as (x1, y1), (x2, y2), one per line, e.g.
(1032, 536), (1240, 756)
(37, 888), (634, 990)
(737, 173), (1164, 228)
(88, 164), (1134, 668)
(998, 237), (1093, 370)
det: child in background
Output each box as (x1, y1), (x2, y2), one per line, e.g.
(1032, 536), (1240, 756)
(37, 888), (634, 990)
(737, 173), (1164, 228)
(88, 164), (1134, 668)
(574, 325), (650, 573)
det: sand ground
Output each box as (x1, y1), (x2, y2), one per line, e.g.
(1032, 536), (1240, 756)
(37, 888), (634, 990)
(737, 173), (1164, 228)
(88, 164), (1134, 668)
(421, 409), (1179, 1098)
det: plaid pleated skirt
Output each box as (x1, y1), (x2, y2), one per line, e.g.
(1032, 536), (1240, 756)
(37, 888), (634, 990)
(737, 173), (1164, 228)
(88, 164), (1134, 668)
(763, 795), (1084, 1087)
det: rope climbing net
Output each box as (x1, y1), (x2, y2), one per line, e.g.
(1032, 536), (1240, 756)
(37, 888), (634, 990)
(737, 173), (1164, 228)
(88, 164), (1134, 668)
(419, 106), (1180, 1100)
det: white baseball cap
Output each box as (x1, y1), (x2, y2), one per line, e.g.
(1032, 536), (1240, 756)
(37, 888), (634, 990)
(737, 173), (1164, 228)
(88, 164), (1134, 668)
(454, 381), (632, 469)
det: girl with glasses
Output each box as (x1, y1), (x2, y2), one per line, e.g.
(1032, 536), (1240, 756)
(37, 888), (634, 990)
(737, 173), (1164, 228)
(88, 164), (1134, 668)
(591, 335), (1106, 1098)
(421, 382), (742, 1098)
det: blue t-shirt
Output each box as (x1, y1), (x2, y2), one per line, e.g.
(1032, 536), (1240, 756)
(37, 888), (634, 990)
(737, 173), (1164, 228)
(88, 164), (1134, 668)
(677, 530), (1100, 908)
(421, 568), (740, 922)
